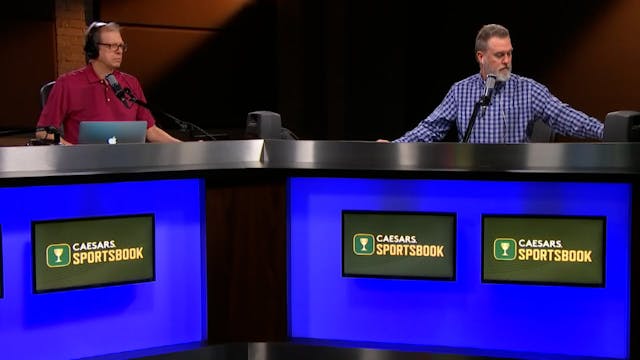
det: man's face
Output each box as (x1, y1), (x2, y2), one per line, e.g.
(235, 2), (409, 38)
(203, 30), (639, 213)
(478, 36), (513, 81)
(96, 29), (125, 70)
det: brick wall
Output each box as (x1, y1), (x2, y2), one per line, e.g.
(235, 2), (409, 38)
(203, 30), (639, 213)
(54, 0), (86, 76)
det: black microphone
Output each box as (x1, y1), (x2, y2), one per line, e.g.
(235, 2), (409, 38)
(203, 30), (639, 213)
(481, 74), (497, 106)
(104, 73), (130, 108)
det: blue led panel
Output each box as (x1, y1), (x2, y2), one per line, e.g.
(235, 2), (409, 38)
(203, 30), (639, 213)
(0, 179), (205, 359)
(288, 178), (630, 359)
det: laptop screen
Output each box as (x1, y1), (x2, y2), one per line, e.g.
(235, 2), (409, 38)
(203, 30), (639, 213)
(77, 121), (147, 144)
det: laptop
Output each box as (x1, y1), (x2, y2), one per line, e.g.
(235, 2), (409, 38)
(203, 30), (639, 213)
(77, 121), (147, 144)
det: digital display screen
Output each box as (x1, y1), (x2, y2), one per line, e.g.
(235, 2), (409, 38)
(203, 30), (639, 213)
(482, 215), (606, 286)
(32, 214), (155, 293)
(343, 211), (456, 280)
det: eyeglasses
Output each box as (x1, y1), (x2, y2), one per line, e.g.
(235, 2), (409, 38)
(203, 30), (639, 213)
(97, 42), (128, 52)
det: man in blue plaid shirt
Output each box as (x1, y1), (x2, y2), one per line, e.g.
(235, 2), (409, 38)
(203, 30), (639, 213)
(389, 24), (603, 143)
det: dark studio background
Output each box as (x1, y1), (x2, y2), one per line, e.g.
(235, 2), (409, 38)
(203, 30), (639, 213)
(1, 0), (638, 142)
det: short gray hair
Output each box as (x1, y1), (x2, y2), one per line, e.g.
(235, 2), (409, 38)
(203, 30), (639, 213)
(84, 21), (122, 63)
(475, 24), (510, 52)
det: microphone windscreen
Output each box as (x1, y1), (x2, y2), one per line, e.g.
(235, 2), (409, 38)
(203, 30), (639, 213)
(104, 73), (123, 95)
(485, 74), (497, 89)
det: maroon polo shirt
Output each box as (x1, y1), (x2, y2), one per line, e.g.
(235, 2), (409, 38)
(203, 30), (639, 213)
(37, 65), (155, 144)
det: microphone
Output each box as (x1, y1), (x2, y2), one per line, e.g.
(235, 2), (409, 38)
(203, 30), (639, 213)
(481, 74), (497, 106)
(462, 74), (498, 142)
(104, 73), (130, 108)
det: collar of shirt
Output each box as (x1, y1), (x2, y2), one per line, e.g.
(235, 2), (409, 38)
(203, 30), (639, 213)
(82, 64), (122, 84)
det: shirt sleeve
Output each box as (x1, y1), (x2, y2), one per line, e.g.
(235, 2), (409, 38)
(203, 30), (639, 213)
(393, 86), (458, 143)
(531, 81), (603, 140)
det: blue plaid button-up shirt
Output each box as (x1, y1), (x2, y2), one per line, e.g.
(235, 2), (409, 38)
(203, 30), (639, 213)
(394, 73), (604, 143)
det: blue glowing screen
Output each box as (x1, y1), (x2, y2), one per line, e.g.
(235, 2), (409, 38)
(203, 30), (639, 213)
(288, 178), (630, 359)
(0, 179), (205, 359)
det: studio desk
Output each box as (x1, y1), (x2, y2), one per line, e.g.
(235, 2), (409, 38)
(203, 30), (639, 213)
(0, 140), (638, 360)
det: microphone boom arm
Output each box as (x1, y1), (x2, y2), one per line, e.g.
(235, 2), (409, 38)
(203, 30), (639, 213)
(122, 88), (217, 141)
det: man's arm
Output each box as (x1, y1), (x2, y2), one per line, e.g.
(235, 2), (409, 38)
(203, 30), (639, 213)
(532, 81), (603, 140)
(123, 74), (180, 143)
(146, 125), (182, 143)
(393, 87), (458, 143)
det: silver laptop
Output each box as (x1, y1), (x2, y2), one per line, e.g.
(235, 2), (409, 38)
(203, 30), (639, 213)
(77, 121), (147, 144)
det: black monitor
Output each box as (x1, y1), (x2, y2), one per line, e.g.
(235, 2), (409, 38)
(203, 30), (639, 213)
(32, 214), (155, 293)
(246, 111), (297, 140)
(603, 110), (640, 141)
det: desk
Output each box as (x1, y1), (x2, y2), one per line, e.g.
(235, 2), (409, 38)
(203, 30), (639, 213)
(0, 140), (636, 359)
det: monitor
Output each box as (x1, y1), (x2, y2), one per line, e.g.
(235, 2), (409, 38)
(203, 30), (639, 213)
(32, 214), (156, 293)
(342, 210), (456, 280)
(246, 111), (297, 140)
(482, 214), (606, 286)
(603, 110), (640, 141)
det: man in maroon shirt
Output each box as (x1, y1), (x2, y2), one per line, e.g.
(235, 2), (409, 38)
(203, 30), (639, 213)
(35, 21), (181, 145)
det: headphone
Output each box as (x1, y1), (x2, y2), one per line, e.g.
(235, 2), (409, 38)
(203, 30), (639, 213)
(83, 21), (108, 62)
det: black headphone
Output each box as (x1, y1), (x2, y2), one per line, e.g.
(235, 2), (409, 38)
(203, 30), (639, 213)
(83, 21), (108, 62)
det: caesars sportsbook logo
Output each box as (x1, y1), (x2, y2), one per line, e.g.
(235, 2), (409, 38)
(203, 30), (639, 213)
(353, 233), (445, 258)
(493, 237), (593, 263)
(46, 240), (144, 268)
(46, 244), (71, 267)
